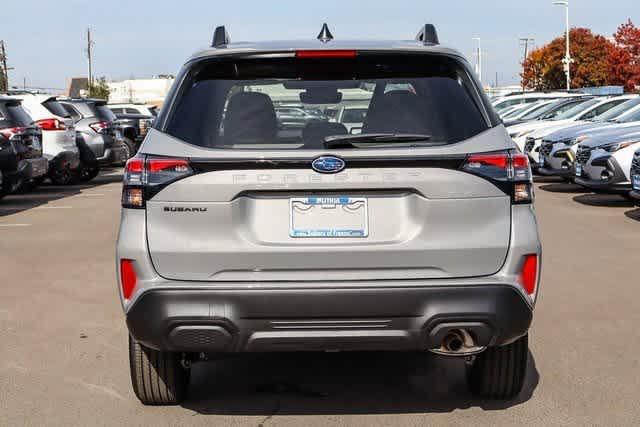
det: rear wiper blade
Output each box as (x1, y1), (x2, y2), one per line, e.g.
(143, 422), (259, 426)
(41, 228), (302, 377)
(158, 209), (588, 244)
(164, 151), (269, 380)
(323, 133), (433, 149)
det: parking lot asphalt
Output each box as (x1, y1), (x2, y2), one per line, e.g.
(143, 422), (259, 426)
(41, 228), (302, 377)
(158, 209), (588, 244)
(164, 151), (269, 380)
(1, 171), (640, 426)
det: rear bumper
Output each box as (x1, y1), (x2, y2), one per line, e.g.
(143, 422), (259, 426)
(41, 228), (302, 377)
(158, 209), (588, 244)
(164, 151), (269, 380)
(25, 157), (48, 178)
(98, 145), (129, 165)
(126, 285), (533, 353)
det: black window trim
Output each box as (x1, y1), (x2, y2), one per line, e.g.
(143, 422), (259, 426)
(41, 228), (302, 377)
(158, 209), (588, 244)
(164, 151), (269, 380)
(156, 50), (497, 134)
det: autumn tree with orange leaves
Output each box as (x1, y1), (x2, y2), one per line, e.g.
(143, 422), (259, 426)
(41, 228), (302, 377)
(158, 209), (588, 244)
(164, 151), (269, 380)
(607, 20), (640, 91)
(521, 28), (611, 91)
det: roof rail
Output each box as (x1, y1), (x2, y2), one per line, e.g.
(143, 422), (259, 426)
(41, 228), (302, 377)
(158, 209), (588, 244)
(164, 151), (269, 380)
(211, 26), (230, 48)
(415, 24), (439, 45)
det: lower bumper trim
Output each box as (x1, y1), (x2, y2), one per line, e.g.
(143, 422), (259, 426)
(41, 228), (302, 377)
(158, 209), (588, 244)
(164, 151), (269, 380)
(126, 285), (533, 353)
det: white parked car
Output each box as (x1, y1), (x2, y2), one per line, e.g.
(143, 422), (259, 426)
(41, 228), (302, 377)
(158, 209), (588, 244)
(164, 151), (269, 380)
(492, 92), (579, 114)
(510, 95), (637, 165)
(12, 94), (80, 185)
(108, 104), (158, 117)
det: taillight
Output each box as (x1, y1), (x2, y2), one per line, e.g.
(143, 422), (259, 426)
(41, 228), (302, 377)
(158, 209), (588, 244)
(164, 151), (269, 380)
(119, 259), (137, 300)
(295, 50), (357, 58)
(35, 118), (66, 131)
(519, 254), (539, 296)
(89, 121), (109, 133)
(121, 155), (194, 209)
(462, 151), (533, 204)
(0, 126), (26, 140)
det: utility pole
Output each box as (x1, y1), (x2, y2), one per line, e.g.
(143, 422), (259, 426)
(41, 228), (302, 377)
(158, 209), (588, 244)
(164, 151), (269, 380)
(554, 1), (573, 91)
(86, 28), (94, 93)
(472, 37), (482, 85)
(519, 38), (535, 93)
(0, 40), (8, 92)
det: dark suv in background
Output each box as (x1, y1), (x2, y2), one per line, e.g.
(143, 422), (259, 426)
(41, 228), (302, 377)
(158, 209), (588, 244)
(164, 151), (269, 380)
(108, 105), (154, 156)
(59, 98), (130, 168)
(0, 96), (48, 193)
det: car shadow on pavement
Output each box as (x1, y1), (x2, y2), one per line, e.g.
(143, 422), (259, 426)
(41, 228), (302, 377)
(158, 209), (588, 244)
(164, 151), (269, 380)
(0, 169), (122, 217)
(572, 193), (636, 208)
(624, 208), (640, 222)
(538, 182), (589, 193)
(182, 350), (539, 416)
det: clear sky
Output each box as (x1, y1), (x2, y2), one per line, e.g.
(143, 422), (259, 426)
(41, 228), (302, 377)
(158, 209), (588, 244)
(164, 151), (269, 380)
(1, 0), (638, 90)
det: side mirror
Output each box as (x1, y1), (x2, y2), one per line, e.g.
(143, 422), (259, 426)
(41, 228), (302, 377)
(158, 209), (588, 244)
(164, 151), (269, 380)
(349, 127), (363, 135)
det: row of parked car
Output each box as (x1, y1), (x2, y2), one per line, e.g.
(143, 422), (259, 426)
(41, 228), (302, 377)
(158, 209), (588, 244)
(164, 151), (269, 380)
(0, 93), (156, 199)
(492, 92), (640, 205)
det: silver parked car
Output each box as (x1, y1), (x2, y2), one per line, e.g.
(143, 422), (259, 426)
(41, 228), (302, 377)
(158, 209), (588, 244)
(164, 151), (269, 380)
(116, 24), (542, 405)
(58, 98), (129, 166)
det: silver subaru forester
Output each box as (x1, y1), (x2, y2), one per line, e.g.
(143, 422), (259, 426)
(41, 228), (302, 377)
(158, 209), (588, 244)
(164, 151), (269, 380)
(116, 24), (541, 405)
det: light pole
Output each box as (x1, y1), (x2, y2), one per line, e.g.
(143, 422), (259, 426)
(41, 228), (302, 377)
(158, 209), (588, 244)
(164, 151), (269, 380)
(553, 0), (573, 91)
(472, 37), (482, 85)
(519, 38), (535, 92)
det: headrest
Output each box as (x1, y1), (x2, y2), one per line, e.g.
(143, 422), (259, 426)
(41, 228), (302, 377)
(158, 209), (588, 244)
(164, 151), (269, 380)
(223, 92), (278, 145)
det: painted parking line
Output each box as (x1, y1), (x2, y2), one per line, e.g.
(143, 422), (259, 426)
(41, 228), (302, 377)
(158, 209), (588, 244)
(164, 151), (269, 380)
(0, 224), (31, 227)
(38, 206), (73, 209)
(79, 193), (105, 197)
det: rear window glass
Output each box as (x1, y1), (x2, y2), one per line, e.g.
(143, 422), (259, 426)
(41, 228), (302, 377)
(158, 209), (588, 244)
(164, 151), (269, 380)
(95, 105), (117, 121)
(599, 98), (640, 121)
(552, 98), (600, 120)
(42, 99), (70, 118)
(164, 54), (491, 150)
(0, 102), (33, 127)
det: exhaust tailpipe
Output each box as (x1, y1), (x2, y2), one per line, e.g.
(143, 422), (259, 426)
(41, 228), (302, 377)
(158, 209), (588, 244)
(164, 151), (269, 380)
(430, 328), (486, 356)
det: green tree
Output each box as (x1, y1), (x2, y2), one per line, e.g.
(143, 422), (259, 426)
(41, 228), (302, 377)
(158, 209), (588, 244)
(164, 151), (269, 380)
(88, 77), (110, 100)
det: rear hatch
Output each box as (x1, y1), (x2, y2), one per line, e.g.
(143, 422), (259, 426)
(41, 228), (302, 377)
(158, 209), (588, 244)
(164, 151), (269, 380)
(0, 100), (43, 160)
(41, 98), (76, 148)
(141, 51), (514, 282)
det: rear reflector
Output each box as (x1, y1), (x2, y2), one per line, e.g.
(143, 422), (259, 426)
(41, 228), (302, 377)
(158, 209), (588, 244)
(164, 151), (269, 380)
(120, 259), (137, 300)
(519, 254), (538, 296)
(295, 50), (357, 58)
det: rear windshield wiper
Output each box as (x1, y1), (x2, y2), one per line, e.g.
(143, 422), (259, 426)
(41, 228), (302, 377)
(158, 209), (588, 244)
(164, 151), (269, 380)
(323, 133), (434, 149)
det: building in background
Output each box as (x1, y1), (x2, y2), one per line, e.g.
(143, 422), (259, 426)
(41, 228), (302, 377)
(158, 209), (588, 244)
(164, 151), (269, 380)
(106, 76), (174, 106)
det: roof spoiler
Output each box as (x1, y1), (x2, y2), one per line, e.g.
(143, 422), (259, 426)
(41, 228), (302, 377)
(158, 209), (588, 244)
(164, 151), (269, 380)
(212, 26), (230, 48)
(415, 24), (439, 45)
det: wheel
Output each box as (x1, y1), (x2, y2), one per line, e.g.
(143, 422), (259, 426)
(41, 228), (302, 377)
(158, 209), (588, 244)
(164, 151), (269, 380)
(49, 167), (74, 186)
(123, 138), (136, 160)
(74, 162), (100, 183)
(128, 336), (189, 405)
(467, 334), (528, 399)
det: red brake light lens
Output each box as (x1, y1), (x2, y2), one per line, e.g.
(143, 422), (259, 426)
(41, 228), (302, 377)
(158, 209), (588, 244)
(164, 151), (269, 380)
(0, 126), (26, 140)
(295, 50), (357, 58)
(35, 118), (66, 131)
(120, 259), (137, 300)
(465, 154), (509, 170)
(519, 254), (539, 296)
(89, 121), (109, 133)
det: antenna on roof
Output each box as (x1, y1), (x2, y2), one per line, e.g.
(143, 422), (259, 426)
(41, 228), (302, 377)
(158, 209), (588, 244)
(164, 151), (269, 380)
(415, 24), (439, 45)
(212, 26), (230, 48)
(317, 23), (334, 43)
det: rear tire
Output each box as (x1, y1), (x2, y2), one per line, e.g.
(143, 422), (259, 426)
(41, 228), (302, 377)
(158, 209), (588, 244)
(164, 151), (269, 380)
(74, 162), (100, 183)
(128, 336), (189, 405)
(467, 334), (528, 399)
(49, 167), (74, 186)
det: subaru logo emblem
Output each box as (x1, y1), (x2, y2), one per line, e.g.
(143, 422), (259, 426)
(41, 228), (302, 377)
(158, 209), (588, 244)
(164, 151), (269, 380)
(312, 156), (346, 174)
